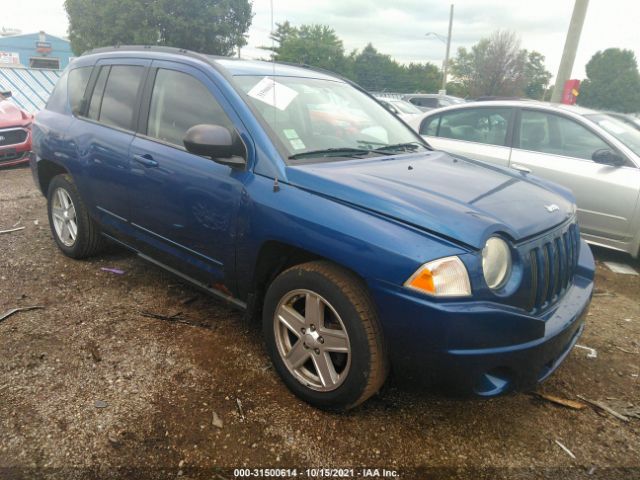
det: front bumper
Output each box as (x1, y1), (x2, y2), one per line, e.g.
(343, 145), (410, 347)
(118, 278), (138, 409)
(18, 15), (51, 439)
(370, 239), (594, 396)
(0, 127), (32, 168)
(0, 148), (31, 168)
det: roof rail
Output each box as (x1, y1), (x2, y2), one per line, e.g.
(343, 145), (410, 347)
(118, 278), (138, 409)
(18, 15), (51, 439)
(82, 44), (228, 63)
(80, 44), (237, 81)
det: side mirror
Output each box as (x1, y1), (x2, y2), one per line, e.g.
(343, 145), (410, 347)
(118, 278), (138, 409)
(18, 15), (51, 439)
(592, 148), (625, 167)
(0, 90), (12, 99)
(183, 124), (245, 168)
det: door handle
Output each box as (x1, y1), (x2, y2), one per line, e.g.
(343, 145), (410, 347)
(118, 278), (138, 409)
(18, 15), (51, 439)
(133, 154), (158, 168)
(511, 163), (531, 174)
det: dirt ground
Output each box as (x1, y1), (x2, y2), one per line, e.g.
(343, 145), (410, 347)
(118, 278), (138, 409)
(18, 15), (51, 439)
(1, 167), (638, 480)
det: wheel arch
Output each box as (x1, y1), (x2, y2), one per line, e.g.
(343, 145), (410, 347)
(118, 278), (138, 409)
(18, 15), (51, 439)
(247, 240), (370, 321)
(36, 158), (70, 195)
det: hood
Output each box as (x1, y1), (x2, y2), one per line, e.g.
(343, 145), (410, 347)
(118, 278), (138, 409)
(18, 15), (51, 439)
(0, 100), (31, 128)
(286, 151), (575, 249)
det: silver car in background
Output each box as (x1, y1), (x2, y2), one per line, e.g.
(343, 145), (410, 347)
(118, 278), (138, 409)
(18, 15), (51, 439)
(408, 101), (640, 257)
(374, 97), (423, 123)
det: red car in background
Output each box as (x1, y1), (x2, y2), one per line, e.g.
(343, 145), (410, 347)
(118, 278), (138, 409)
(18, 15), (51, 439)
(0, 90), (33, 168)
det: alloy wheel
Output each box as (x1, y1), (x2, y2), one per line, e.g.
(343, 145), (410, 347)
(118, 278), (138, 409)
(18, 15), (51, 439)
(274, 289), (351, 391)
(51, 187), (78, 247)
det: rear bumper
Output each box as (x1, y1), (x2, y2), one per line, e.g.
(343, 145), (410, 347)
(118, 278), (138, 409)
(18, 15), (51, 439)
(370, 240), (594, 396)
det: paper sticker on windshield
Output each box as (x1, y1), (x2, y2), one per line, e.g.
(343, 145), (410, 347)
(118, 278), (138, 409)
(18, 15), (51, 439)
(247, 77), (298, 111)
(290, 138), (306, 150)
(283, 128), (299, 140)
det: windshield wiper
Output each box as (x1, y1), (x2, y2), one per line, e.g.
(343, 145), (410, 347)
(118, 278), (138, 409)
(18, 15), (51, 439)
(288, 147), (374, 160)
(370, 142), (425, 153)
(288, 142), (427, 160)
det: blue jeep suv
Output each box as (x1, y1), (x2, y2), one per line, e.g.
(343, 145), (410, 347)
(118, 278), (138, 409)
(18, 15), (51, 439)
(31, 46), (594, 410)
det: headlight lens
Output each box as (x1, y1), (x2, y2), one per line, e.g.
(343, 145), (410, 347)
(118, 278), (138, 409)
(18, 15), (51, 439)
(404, 256), (471, 297)
(482, 237), (512, 290)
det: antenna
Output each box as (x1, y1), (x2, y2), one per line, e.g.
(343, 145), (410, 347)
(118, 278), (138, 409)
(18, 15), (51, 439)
(270, 0), (277, 130)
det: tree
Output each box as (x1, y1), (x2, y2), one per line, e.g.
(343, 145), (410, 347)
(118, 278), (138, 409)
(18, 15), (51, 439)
(393, 62), (441, 93)
(268, 23), (348, 74)
(350, 43), (401, 91)
(524, 51), (552, 100)
(450, 30), (550, 99)
(264, 23), (441, 93)
(64, 0), (253, 56)
(578, 48), (640, 113)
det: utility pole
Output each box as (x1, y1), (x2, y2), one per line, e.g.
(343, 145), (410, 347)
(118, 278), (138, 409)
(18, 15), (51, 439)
(442, 4), (454, 93)
(550, 0), (589, 103)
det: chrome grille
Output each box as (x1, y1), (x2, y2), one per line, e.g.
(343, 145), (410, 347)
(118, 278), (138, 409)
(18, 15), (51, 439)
(526, 223), (580, 312)
(0, 128), (28, 146)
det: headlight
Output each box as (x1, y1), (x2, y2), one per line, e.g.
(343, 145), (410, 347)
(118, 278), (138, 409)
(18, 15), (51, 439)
(482, 237), (512, 290)
(404, 256), (471, 297)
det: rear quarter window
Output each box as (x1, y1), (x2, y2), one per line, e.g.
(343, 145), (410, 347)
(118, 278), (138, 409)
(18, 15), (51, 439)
(68, 66), (93, 115)
(45, 69), (69, 113)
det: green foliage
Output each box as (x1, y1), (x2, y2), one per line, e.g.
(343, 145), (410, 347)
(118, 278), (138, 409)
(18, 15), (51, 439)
(524, 51), (552, 100)
(268, 22), (347, 73)
(450, 31), (551, 99)
(64, 0), (253, 56)
(578, 48), (640, 113)
(350, 44), (401, 90)
(266, 23), (441, 93)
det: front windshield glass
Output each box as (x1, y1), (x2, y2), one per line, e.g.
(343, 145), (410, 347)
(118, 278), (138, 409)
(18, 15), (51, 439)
(234, 75), (428, 161)
(390, 100), (422, 114)
(586, 114), (640, 157)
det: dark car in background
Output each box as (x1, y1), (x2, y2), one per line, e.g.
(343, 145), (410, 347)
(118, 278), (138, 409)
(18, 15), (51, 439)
(0, 90), (33, 168)
(402, 93), (466, 111)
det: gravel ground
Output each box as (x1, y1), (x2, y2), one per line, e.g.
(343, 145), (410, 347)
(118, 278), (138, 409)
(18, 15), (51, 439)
(1, 167), (638, 480)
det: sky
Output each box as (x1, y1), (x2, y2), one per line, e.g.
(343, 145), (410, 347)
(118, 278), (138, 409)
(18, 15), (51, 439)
(2, 0), (639, 82)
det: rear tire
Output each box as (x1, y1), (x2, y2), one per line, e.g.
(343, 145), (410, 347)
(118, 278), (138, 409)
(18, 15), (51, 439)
(263, 261), (388, 410)
(47, 174), (105, 259)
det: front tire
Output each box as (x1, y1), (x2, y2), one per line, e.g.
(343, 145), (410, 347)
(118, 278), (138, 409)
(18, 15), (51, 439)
(263, 261), (388, 410)
(47, 174), (104, 259)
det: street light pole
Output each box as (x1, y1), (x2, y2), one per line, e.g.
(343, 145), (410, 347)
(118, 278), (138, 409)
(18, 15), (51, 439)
(550, 0), (589, 103)
(442, 4), (454, 93)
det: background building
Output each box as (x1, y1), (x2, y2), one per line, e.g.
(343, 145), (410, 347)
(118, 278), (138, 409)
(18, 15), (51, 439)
(0, 31), (73, 70)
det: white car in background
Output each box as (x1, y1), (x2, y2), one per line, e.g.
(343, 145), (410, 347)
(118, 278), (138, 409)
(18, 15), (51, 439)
(374, 97), (423, 123)
(408, 101), (640, 257)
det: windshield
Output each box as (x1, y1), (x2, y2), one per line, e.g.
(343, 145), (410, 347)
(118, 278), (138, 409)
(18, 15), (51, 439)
(586, 114), (640, 157)
(234, 75), (428, 161)
(390, 100), (422, 114)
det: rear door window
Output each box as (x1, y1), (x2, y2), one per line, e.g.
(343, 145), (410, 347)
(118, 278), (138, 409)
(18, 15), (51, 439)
(87, 66), (110, 121)
(437, 108), (513, 146)
(415, 98), (438, 108)
(97, 65), (145, 130)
